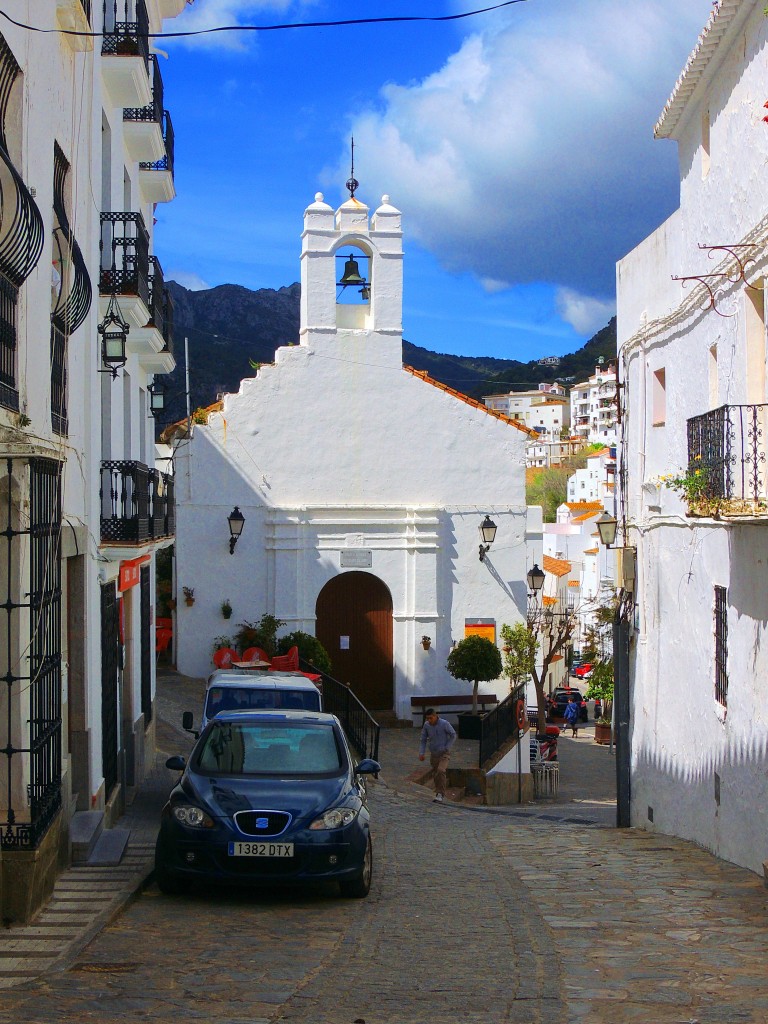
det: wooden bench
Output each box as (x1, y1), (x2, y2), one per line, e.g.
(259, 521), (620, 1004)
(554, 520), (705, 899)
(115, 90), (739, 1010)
(411, 694), (499, 723)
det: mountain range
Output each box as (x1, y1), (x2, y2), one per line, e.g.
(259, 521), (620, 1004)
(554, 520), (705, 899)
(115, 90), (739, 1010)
(158, 280), (617, 429)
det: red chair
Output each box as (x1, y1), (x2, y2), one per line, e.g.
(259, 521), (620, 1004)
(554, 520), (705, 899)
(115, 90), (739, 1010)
(269, 645), (299, 672)
(156, 617), (173, 630)
(213, 647), (238, 669)
(155, 627), (173, 664)
(242, 646), (270, 664)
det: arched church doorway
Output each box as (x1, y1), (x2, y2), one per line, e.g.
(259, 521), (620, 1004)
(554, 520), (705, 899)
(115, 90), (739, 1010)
(315, 572), (393, 711)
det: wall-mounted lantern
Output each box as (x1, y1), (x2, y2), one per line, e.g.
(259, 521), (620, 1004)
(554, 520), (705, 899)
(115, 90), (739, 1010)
(526, 563), (545, 595)
(478, 515), (497, 561)
(98, 294), (130, 378)
(227, 506), (245, 554)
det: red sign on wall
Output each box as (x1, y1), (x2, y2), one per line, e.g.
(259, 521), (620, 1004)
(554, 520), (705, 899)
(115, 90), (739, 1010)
(119, 555), (150, 592)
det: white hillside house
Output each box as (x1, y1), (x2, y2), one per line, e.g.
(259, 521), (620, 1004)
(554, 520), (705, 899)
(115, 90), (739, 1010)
(570, 363), (618, 444)
(618, 0), (768, 876)
(174, 192), (539, 720)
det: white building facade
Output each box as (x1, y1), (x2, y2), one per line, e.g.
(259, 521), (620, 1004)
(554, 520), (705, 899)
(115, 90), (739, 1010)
(570, 363), (619, 444)
(0, 0), (184, 921)
(174, 191), (539, 721)
(484, 383), (570, 441)
(618, 0), (768, 875)
(566, 447), (617, 509)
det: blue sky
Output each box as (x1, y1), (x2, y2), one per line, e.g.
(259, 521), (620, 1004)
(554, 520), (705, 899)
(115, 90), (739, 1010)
(156, 0), (714, 360)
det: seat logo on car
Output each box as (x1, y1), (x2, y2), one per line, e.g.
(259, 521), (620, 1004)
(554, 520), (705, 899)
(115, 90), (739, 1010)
(255, 817), (269, 830)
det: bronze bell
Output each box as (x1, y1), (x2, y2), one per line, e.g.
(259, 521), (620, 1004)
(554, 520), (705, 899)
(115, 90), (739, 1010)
(339, 254), (365, 286)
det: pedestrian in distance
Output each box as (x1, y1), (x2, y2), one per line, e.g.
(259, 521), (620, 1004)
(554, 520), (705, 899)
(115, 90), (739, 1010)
(563, 694), (579, 737)
(418, 708), (456, 803)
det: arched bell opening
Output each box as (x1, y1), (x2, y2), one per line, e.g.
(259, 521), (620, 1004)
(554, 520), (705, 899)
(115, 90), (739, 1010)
(335, 243), (371, 329)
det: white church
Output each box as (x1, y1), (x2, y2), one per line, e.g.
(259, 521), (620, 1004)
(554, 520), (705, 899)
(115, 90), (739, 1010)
(173, 189), (541, 720)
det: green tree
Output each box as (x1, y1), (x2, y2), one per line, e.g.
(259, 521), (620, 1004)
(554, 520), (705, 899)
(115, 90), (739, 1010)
(446, 635), (502, 714)
(526, 457), (587, 523)
(233, 613), (285, 657)
(585, 660), (614, 722)
(500, 622), (538, 689)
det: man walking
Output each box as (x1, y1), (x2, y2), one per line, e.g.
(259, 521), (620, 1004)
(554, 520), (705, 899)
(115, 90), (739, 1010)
(418, 708), (456, 803)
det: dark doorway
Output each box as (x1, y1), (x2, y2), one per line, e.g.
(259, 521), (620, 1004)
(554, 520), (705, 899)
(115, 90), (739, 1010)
(315, 572), (393, 711)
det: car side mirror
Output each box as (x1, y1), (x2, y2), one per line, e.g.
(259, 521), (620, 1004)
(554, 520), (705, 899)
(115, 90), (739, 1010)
(165, 755), (186, 772)
(182, 711), (194, 732)
(355, 758), (381, 776)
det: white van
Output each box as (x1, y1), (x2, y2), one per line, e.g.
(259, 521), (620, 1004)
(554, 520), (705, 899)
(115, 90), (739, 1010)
(183, 670), (323, 734)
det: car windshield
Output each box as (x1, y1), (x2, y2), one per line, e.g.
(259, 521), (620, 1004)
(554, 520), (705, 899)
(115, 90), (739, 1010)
(205, 686), (320, 718)
(196, 721), (343, 776)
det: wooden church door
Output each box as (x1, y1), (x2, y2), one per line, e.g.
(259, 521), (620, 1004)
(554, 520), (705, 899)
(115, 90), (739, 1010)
(315, 572), (393, 711)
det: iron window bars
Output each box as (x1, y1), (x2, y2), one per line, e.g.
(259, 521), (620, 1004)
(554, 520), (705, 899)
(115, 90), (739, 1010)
(0, 458), (63, 850)
(714, 585), (728, 708)
(688, 403), (768, 506)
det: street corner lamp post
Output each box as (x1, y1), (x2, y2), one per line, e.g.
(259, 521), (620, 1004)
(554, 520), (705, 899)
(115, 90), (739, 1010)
(98, 294), (130, 379)
(526, 563), (545, 596)
(596, 511), (618, 548)
(478, 515), (497, 561)
(227, 506), (245, 555)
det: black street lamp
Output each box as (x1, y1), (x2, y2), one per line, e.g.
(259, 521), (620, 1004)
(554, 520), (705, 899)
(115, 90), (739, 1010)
(596, 511), (618, 547)
(98, 294), (130, 378)
(478, 515), (497, 561)
(227, 506), (245, 554)
(526, 563), (546, 594)
(148, 380), (166, 416)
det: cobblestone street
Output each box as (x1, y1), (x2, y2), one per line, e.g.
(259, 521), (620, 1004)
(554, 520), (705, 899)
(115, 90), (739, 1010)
(0, 675), (765, 1023)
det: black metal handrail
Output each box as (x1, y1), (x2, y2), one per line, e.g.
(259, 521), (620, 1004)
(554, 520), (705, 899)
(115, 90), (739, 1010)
(100, 460), (175, 543)
(124, 53), (163, 125)
(140, 109), (175, 177)
(147, 258), (174, 356)
(688, 403), (768, 504)
(479, 683), (526, 768)
(102, 0), (149, 67)
(99, 210), (150, 307)
(301, 658), (380, 762)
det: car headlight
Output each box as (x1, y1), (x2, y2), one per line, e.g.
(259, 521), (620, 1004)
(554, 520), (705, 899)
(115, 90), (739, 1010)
(171, 805), (215, 828)
(309, 806), (359, 830)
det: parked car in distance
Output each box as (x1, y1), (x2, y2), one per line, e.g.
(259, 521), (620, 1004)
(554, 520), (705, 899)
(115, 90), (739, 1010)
(573, 663), (594, 679)
(184, 670), (323, 735)
(156, 710), (380, 898)
(547, 688), (589, 722)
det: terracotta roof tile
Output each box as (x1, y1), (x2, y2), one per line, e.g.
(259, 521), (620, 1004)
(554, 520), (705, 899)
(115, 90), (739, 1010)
(584, 547), (599, 555)
(565, 501), (604, 512)
(543, 554), (571, 576)
(568, 580), (580, 587)
(571, 510), (601, 523)
(542, 595), (558, 606)
(404, 366), (536, 436)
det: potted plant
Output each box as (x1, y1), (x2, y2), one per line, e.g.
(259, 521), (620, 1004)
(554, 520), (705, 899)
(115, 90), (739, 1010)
(221, 599), (233, 620)
(585, 660), (614, 744)
(212, 635), (233, 657)
(276, 631), (332, 674)
(182, 586), (195, 607)
(233, 613), (285, 658)
(421, 635), (432, 650)
(446, 634), (502, 739)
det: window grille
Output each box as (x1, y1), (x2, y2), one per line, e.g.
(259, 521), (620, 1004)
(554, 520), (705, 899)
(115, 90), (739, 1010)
(714, 585), (728, 707)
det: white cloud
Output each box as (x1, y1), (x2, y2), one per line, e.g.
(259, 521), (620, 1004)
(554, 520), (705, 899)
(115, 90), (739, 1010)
(556, 288), (616, 336)
(337, 0), (712, 297)
(168, 270), (211, 291)
(166, 0), (313, 51)
(480, 277), (510, 294)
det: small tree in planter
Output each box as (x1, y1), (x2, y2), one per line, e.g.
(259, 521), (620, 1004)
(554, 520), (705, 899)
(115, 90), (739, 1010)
(585, 660), (614, 740)
(276, 631), (332, 675)
(446, 635), (502, 715)
(500, 622), (538, 692)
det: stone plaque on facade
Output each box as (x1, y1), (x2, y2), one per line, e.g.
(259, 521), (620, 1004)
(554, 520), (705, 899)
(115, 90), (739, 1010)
(340, 550), (373, 568)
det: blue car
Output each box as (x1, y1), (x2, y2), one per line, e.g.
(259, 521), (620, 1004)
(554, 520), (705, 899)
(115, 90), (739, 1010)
(155, 710), (380, 898)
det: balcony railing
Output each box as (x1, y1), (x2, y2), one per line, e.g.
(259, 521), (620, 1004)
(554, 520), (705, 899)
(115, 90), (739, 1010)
(102, 0), (149, 67)
(123, 52), (163, 126)
(99, 211), (150, 306)
(148, 256), (173, 355)
(687, 403), (768, 513)
(100, 460), (175, 544)
(139, 109), (175, 177)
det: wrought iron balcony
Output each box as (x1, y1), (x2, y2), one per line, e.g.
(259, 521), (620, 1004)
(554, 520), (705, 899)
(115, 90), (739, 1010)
(100, 460), (175, 544)
(99, 210), (150, 308)
(148, 256), (174, 356)
(140, 109), (174, 177)
(102, 0), (149, 67)
(123, 53), (163, 126)
(687, 404), (768, 517)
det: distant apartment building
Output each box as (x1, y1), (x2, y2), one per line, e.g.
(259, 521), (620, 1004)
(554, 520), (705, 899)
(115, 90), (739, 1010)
(566, 446), (617, 510)
(483, 383), (570, 440)
(526, 436), (585, 469)
(569, 363), (619, 444)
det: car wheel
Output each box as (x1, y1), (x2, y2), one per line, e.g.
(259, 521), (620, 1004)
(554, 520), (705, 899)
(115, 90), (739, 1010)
(155, 839), (188, 895)
(339, 834), (372, 899)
